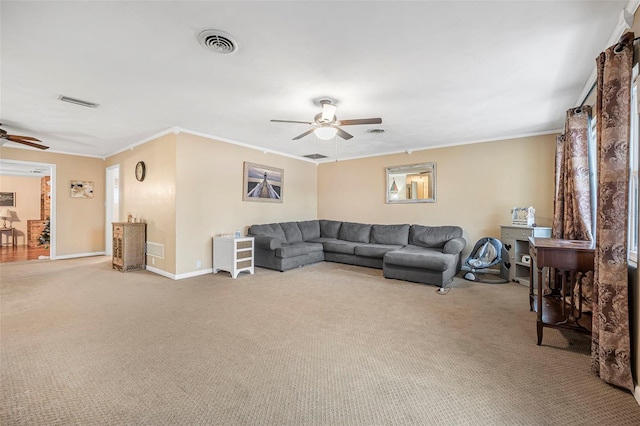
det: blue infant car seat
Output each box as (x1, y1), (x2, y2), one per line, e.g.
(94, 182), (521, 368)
(463, 237), (509, 284)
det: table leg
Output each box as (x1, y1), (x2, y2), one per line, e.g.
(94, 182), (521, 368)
(537, 265), (544, 345)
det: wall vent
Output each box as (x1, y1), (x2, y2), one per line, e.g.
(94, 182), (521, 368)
(146, 242), (164, 258)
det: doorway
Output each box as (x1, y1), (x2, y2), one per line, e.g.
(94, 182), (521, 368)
(0, 159), (56, 262)
(105, 164), (120, 256)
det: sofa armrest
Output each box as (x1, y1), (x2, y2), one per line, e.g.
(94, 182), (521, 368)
(252, 235), (282, 250)
(443, 237), (466, 255)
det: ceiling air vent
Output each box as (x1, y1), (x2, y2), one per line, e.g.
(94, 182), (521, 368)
(304, 153), (328, 160)
(58, 95), (99, 108)
(367, 128), (385, 134)
(198, 29), (238, 54)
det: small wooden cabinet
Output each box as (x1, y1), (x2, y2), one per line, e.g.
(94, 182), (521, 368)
(112, 222), (146, 272)
(501, 225), (551, 286)
(213, 236), (254, 278)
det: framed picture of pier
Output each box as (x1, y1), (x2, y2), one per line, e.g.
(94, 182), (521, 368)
(242, 162), (284, 203)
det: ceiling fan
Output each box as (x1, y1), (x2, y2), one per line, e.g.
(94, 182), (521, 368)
(271, 99), (382, 140)
(0, 125), (49, 150)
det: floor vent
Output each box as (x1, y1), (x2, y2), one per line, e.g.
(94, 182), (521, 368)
(146, 242), (164, 258)
(303, 153), (328, 159)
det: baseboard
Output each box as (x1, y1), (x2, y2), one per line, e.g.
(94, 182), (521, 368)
(145, 265), (213, 280)
(175, 268), (213, 280)
(634, 384), (640, 406)
(145, 265), (176, 279)
(52, 251), (106, 260)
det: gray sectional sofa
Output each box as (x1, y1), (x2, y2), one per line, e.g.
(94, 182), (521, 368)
(248, 220), (466, 287)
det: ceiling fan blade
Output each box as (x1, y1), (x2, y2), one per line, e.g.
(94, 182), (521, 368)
(337, 118), (382, 126)
(6, 136), (49, 150)
(6, 134), (42, 142)
(271, 119), (315, 125)
(292, 129), (316, 140)
(335, 127), (353, 140)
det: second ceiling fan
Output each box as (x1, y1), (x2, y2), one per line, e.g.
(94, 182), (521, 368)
(271, 99), (382, 140)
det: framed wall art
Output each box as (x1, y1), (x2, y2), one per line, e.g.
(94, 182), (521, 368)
(0, 192), (16, 207)
(70, 180), (94, 198)
(242, 162), (283, 203)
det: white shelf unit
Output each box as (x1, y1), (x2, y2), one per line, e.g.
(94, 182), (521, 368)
(213, 236), (255, 279)
(500, 225), (551, 286)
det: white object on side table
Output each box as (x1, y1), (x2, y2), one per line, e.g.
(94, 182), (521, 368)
(213, 236), (255, 278)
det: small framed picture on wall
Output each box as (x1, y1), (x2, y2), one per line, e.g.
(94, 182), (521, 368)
(0, 192), (16, 207)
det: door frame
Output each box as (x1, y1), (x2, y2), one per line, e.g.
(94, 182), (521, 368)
(105, 164), (120, 255)
(0, 159), (56, 258)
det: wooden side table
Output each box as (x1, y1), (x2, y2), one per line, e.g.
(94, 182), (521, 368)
(0, 227), (15, 247)
(528, 237), (595, 345)
(213, 236), (254, 278)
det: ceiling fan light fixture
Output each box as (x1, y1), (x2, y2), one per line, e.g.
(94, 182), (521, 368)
(320, 102), (337, 123)
(314, 127), (337, 140)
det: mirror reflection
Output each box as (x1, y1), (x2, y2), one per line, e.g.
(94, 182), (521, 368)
(386, 163), (436, 203)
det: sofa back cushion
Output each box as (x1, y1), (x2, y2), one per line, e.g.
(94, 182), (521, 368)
(339, 222), (372, 243)
(371, 224), (410, 245)
(249, 223), (287, 243)
(280, 222), (303, 243)
(320, 220), (342, 239)
(297, 220), (321, 241)
(409, 225), (463, 248)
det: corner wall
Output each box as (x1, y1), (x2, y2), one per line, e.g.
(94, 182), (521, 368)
(174, 133), (317, 276)
(317, 134), (556, 256)
(106, 133), (178, 275)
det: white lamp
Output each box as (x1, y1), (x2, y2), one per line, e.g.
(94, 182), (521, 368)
(314, 126), (338, 140)
(0, 208), (10, 228)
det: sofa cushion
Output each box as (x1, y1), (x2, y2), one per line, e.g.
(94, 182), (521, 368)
(371, 224), (410, 245)
(275, 242), (324, 258)
(339, 222), (372, 243)
(249, 223), (287, 243)
(297, 220), (321, 241)
(323, 241), (361, 255)
(384, 245), (456, 272)
(409, 225), (463, 249)
(281, 222), (303, 243)
(355, 244), (403, 258)
(306, 237), (338, 244)
(320, 220), (342, 238)
(443, 237), (466, 255)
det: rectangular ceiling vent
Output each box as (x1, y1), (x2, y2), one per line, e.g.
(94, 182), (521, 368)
(303, 153), (328, 159)
(58, 95), (99, 108)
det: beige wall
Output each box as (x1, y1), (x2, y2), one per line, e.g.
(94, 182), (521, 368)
(106, 133), (178, 274)
(104, 131), (317, 277)
(175, 133), (317, 276)
(318, 134), (556, 256)
(0, 175), (41, 246)
(0, 147), (106, 256)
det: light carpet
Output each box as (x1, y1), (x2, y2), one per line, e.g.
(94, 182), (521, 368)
(1, 256), (639, 425)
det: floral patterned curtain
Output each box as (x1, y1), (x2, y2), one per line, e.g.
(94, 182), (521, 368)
(551, 108), (595, 301)
(592, 31), (634, 391)
(552, 107), (594, 241)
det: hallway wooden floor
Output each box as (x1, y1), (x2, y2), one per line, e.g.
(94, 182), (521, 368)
(0, 245), (50, 263)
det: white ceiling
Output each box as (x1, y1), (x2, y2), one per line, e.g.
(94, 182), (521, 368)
(0, 1), (633, 162)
